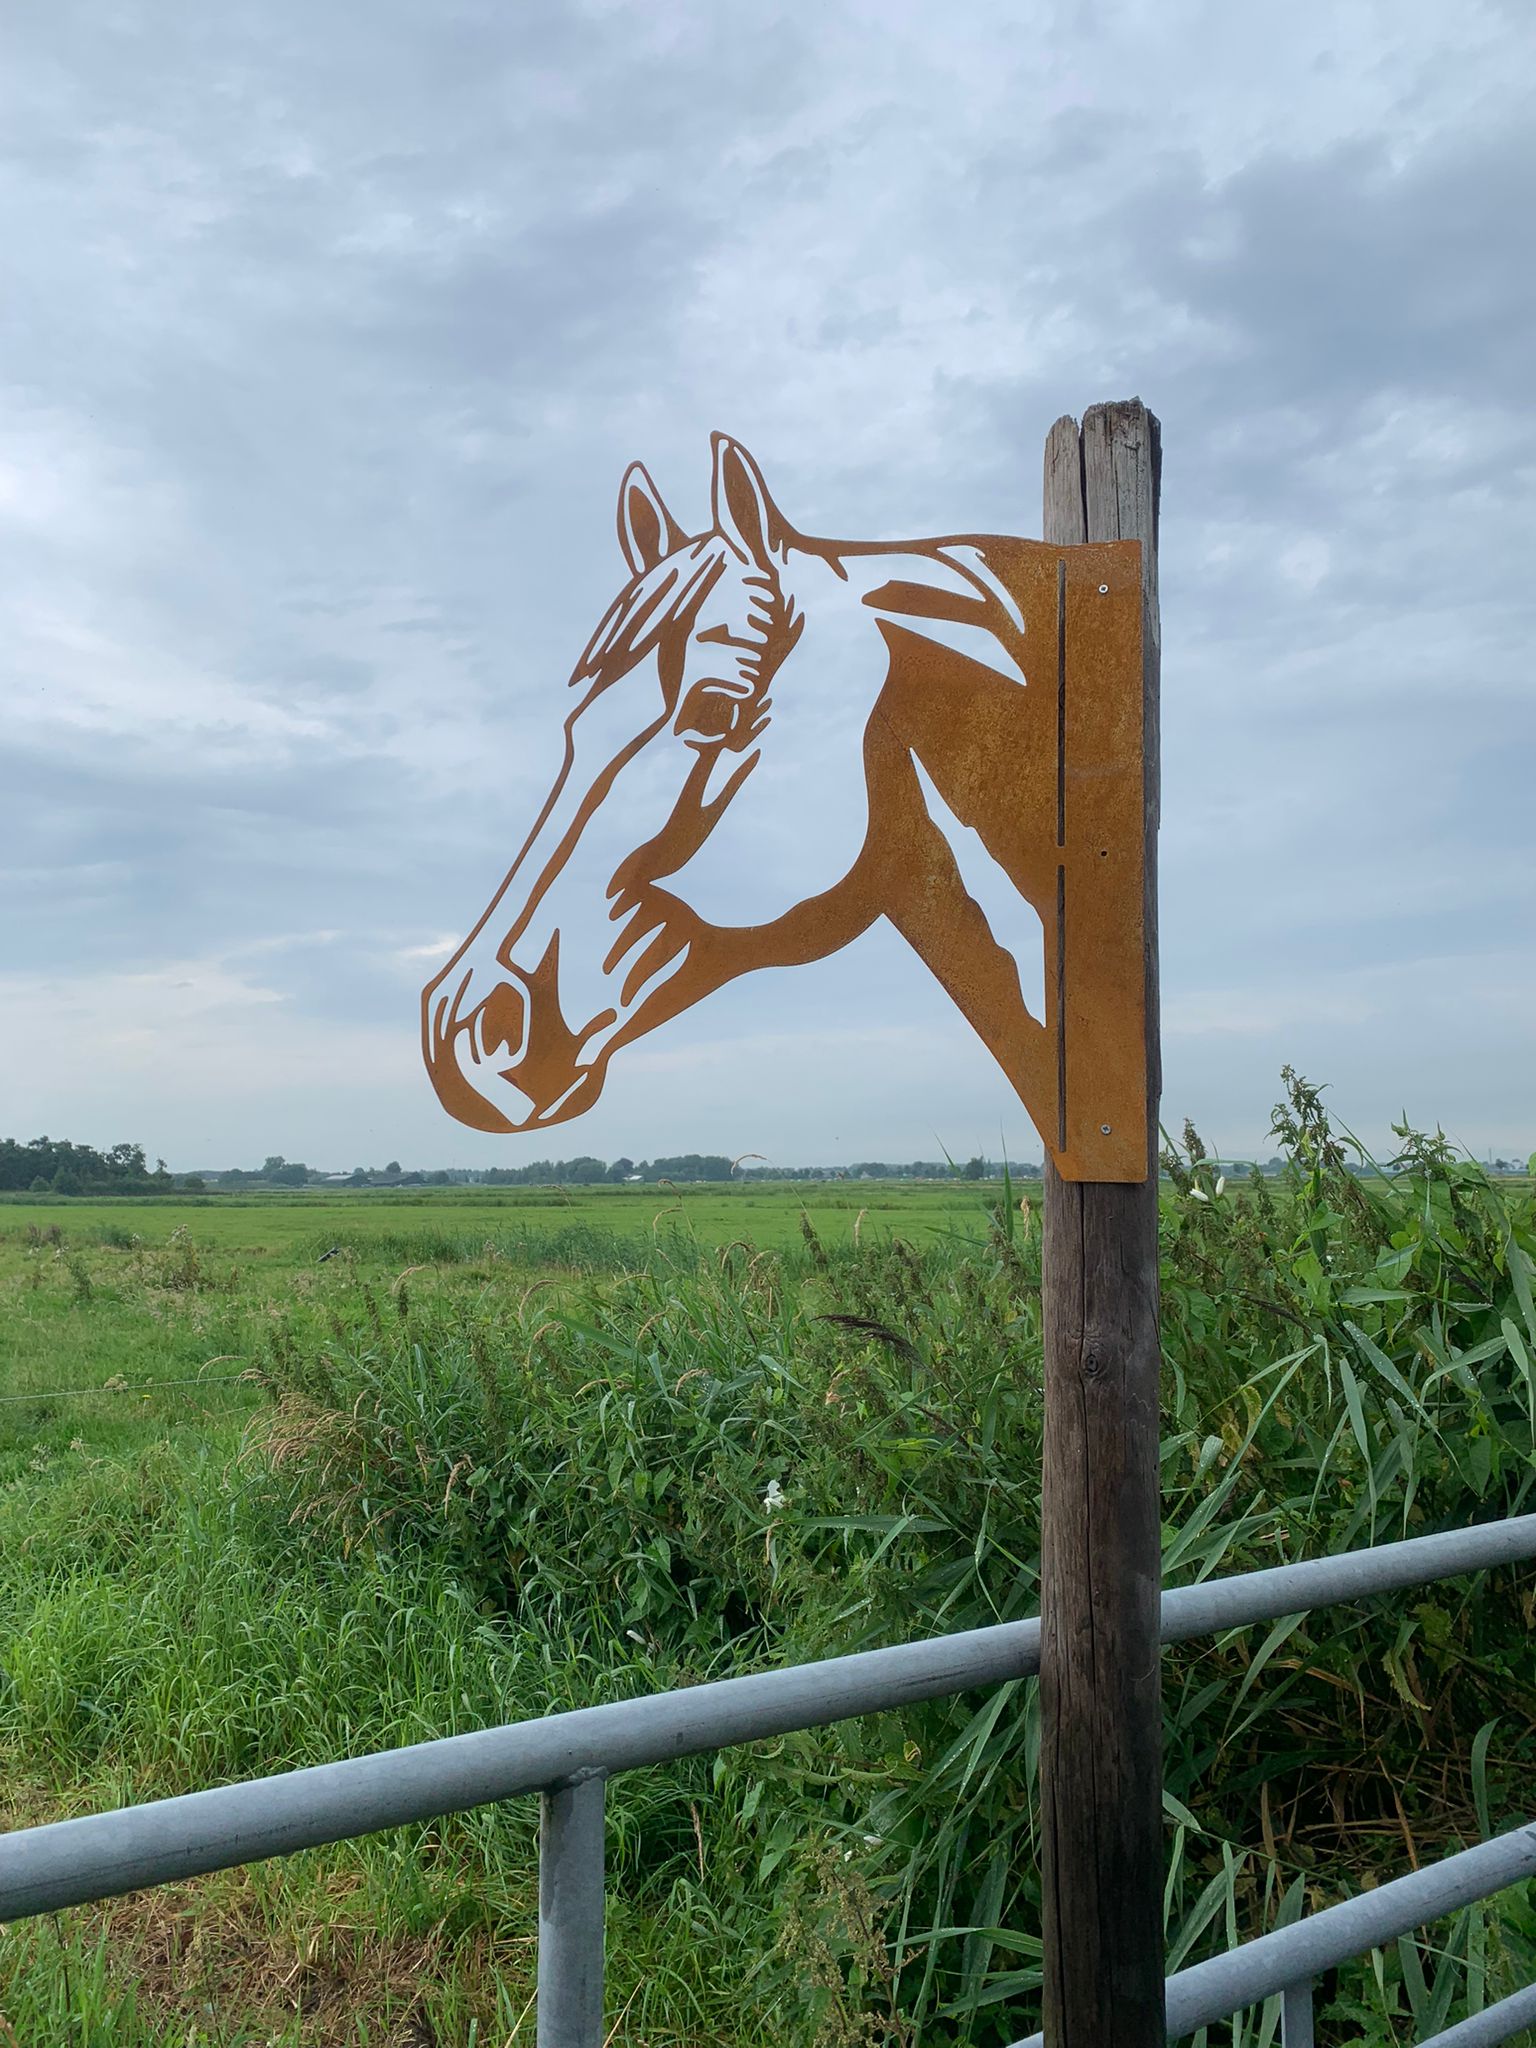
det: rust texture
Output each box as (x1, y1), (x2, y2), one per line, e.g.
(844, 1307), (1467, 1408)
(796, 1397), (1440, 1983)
(423, 436), (1147, 1181)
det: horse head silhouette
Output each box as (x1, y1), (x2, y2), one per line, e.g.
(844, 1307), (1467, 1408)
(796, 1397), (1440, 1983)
(422, 435), (1146, 1178)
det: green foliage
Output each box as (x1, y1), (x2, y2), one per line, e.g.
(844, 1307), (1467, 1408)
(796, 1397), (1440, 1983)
(228, 1081), (1536, 2041)
(0, 1135), (171, 1196)
(1, 1086), (1533, 2043)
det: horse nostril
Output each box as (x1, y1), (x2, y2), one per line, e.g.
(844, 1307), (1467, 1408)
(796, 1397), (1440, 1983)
(474, 980), (526, 1063)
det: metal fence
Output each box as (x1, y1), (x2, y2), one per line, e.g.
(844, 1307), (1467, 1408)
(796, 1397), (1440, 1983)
(1009, 1821), (1536, 2048)
(3, 1515), (1534, 2046)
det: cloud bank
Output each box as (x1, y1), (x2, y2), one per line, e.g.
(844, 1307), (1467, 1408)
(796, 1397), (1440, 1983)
(3, 0), (1532, 1166)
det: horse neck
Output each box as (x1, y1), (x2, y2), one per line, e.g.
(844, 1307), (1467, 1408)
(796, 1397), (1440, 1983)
(812, 537), (983, 602)
(829, 533), (1054, 898)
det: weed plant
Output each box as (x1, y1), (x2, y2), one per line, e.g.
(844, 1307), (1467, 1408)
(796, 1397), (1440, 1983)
(1, 1077), (1533, 2043)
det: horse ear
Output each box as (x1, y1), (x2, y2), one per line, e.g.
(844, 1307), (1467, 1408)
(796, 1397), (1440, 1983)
(617, 462), (684, 577)
(711, 435), (789, 570)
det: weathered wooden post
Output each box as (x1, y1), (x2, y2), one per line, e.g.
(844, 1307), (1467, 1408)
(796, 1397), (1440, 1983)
(1039, 400), (1164, 2046)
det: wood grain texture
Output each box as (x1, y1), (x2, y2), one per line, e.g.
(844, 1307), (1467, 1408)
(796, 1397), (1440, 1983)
(1039, 400), (1165, 2046)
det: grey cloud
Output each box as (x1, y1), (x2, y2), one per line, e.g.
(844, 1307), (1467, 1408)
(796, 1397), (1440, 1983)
(2, 0), (1532, 1161)
(1163, 133), (1536, 412)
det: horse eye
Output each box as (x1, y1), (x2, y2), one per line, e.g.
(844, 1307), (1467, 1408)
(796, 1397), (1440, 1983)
(676, 681), (743, 742)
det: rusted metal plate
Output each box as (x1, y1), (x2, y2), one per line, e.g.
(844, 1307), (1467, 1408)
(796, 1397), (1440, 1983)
(871, 538), (1146, 1180)
(1057, 541), (1147, 1179)
(423, 436), (1149, 1181)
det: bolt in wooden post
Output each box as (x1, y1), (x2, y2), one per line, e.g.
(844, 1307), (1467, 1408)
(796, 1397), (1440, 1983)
(1039, 399), (1164, 2047)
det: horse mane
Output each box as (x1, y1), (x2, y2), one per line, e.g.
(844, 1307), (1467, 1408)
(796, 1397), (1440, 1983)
(573, 534), (801, 701)
(574, 543), (724, 694)
(857, 542), (1031, 692)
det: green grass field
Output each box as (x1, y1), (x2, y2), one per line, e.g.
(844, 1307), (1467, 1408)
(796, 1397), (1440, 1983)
(0, 1178), (995, 1248)
(2, 1115), (1534, 2047)
(0, 1181), (990, 1487)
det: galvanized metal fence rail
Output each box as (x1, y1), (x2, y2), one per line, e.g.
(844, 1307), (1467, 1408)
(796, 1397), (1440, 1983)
(1009, 1820), (1536, 2047)
(3, 1515), (1534, 2045)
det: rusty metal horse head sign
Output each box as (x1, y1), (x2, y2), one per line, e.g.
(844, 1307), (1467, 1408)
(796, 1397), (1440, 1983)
(423, 435), (1147, 1179)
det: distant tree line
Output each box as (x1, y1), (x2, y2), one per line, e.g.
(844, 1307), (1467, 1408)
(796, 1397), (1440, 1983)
(2, 1139), (1055, 1195)
(0, 1137), (174, 1196)
(29, 1138), (1509, 1198)
(206, 1152), (740, 1187)
(479, 1154), (736, 1185)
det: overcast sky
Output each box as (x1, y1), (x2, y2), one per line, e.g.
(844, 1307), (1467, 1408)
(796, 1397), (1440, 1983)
(3, 0), (1532, 1172)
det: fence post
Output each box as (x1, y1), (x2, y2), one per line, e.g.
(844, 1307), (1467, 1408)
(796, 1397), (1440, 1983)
(1282, 1978), (1317, 2047)
(537, 1771), (607, 2048)
(1039, 401), (1164, 2046)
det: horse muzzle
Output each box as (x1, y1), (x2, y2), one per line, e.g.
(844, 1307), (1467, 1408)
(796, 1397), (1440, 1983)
(422, 945), (609, 1135)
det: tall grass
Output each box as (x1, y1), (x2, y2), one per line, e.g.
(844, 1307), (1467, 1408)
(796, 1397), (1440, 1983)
(1, 1078), (1533, 2043)
(236, 1081), (1536, 2040)
(295, 1220), (669, 1273)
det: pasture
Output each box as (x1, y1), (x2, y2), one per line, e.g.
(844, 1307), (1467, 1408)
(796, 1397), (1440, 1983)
(0, 1176), (995, 1255)
(0, 1181), (990, 1482)
(2, 1118), (1535, 2044)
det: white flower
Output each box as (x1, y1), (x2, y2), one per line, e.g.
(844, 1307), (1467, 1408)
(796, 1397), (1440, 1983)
(1189, 1187), (1209, 1203)
(763, 1478), (787, 1513)
(1215, 1175), (1226, 1197)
